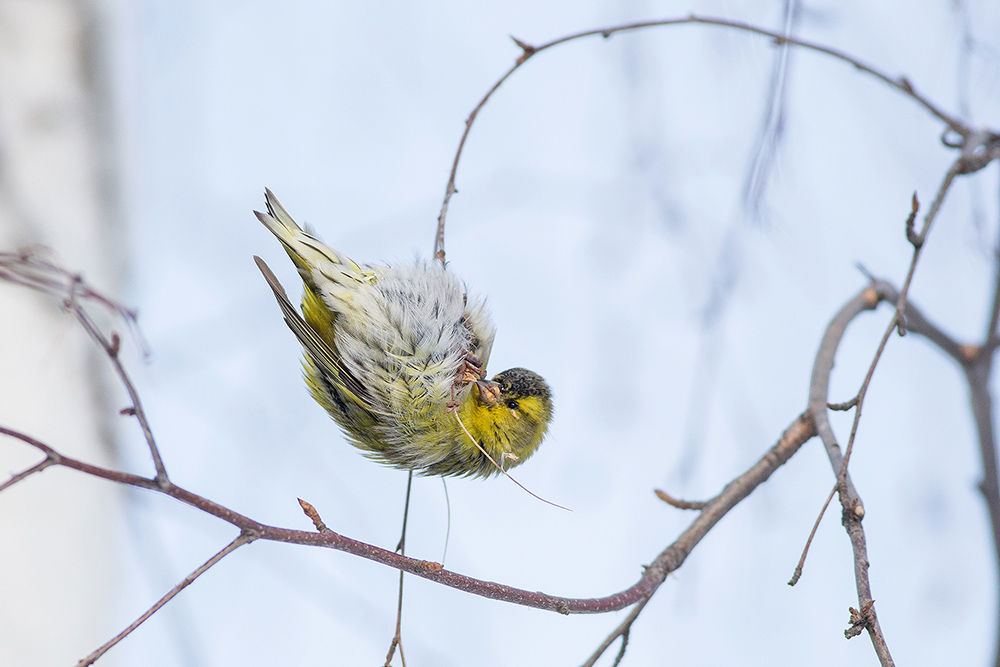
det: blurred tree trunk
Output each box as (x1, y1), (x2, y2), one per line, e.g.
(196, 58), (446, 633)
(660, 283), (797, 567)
(0, 0), (122, 663)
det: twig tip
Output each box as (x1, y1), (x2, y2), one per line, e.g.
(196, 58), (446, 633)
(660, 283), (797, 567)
(298, 497), (331, 533)
(654, 489), (707, 510)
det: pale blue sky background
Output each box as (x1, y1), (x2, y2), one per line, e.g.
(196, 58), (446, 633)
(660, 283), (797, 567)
(100, 1), (1000, 665)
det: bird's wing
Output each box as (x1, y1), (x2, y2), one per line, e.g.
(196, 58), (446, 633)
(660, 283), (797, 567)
(254, 255), (385, 415)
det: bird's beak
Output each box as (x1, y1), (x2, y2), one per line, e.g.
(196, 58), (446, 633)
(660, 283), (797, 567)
(474, 379), (501, 406)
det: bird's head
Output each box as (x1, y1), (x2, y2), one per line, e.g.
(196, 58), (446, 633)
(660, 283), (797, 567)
(463, 367), (553, 474)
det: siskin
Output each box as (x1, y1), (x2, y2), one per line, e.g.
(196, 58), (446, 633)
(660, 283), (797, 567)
(253, 189), (553, 478)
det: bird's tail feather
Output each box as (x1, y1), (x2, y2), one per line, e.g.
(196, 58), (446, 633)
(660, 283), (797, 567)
(254, 188), (366, 281)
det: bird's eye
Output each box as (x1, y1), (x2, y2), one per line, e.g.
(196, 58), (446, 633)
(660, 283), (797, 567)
(505, 399), (519, 410)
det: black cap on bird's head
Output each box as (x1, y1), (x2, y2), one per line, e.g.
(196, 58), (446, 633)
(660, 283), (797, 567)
(491, 367), (553, 427)
(492, 367), (551, 403)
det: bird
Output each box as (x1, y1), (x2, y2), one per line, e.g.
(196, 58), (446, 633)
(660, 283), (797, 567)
(253, 189), (553, 478)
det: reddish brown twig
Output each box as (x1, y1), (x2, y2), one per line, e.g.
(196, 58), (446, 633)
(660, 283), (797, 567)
(1, 244), (821, 665)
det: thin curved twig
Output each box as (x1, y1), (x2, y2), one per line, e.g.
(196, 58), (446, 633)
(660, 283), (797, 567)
(966, 346), (1000, 667)
(973, 230), (1000, 667)
(75, 531), (256, 667)
(800, 258), (999, 664)
(433, 13), (972, 263)
(384, 471), (413, 667)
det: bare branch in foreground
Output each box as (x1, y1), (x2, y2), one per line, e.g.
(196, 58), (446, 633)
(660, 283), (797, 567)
(0, 407), (816, 623)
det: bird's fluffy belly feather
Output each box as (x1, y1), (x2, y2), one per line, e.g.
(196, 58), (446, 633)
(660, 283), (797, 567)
(322, 263), (495, 450)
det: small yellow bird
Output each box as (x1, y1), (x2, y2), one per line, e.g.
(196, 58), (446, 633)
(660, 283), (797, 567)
(254, 189), (553, 478)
